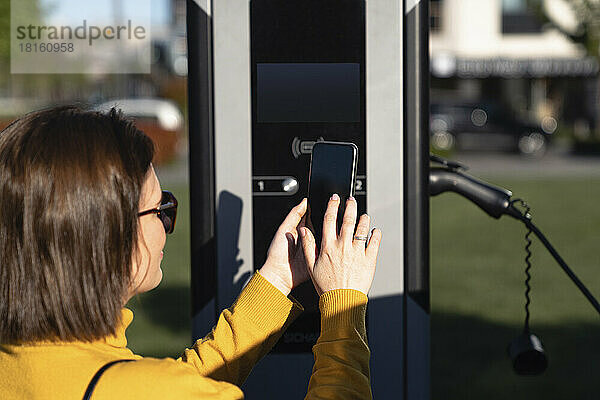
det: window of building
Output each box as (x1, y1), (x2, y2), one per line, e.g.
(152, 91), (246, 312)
(430, 0), (443, 33)
(502, 0), (544, 34)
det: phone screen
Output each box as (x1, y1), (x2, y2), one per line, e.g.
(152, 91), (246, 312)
(307, 142), (357, 246)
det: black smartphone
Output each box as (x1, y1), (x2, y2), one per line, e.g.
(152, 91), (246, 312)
(307, 141), (358, 246)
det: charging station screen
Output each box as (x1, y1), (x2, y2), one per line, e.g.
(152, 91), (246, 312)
(257, 63), (360, 123)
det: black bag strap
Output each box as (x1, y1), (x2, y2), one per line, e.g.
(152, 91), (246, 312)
(82, 359), (135, 400)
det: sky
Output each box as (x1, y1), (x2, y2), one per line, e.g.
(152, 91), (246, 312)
(38, 0), (169, 27)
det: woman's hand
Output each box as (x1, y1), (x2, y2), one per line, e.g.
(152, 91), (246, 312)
(299, 194), (382, 296)
(259, 198), (310, 296)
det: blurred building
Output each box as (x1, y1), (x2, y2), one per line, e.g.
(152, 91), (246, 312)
(430, 0), (599, 144)
(168, 0), (188, 76)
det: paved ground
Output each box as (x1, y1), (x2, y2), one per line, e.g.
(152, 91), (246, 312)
(448, 145), (600, 179)
(154, 154), (189, 186)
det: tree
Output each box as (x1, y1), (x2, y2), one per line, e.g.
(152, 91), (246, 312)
(557, 0), (600, 58)
(0, 0), (10, 62)
(0, 0), (47, 96)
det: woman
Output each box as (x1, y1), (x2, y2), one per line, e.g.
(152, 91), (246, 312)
(0, 106), (382, 399)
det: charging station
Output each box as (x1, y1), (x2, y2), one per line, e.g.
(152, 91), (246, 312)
(187, 0), (429, 398)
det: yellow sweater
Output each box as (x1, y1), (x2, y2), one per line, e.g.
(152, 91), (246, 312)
(0, 273), (371, 399)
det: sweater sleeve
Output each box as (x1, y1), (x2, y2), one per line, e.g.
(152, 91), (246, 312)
(177, 272), (303, 386)
(305, 290), (372, 400)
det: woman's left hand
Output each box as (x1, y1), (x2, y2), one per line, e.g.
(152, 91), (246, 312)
(259, 198), (310, 296)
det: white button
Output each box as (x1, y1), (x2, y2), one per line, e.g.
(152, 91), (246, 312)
(282, 178), (298, 193)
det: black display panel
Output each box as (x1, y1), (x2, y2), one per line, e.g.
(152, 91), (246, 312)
(257, 63), (360, 123)
(250, 0), (366, 354)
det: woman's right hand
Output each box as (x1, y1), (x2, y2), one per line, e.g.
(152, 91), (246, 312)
(299, 194), (382, 296)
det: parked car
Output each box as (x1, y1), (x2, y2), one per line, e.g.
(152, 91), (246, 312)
(430, 101), (555, 157)
(94, 98), (184, 165)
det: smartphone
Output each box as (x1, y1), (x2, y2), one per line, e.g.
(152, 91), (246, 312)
(307, 141), (358, 246)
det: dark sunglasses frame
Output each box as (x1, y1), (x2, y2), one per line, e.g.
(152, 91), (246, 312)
(138, 190), (178, 234)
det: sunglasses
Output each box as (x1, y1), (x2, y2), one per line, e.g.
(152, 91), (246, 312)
(138, 190), (178, 234)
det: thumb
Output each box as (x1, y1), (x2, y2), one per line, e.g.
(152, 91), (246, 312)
(299, 227), (317, 274)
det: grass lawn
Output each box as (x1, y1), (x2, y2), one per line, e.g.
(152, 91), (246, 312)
(431, 176), (600, 400)
(123, 175), (600, 399)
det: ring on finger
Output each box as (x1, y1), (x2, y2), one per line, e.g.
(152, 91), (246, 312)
(354, 235), (368, 241)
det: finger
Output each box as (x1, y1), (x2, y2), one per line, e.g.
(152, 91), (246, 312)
(339, 196), (358, 244)
(366, 228), (382, 262)
(278, 198), (307, 235)
(353, 213), (371, 247)
(299, 227), (317, 274)
(298, 214), (306, 229)
(322, 194), (340, 245)
(285, 232), (296, 259)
